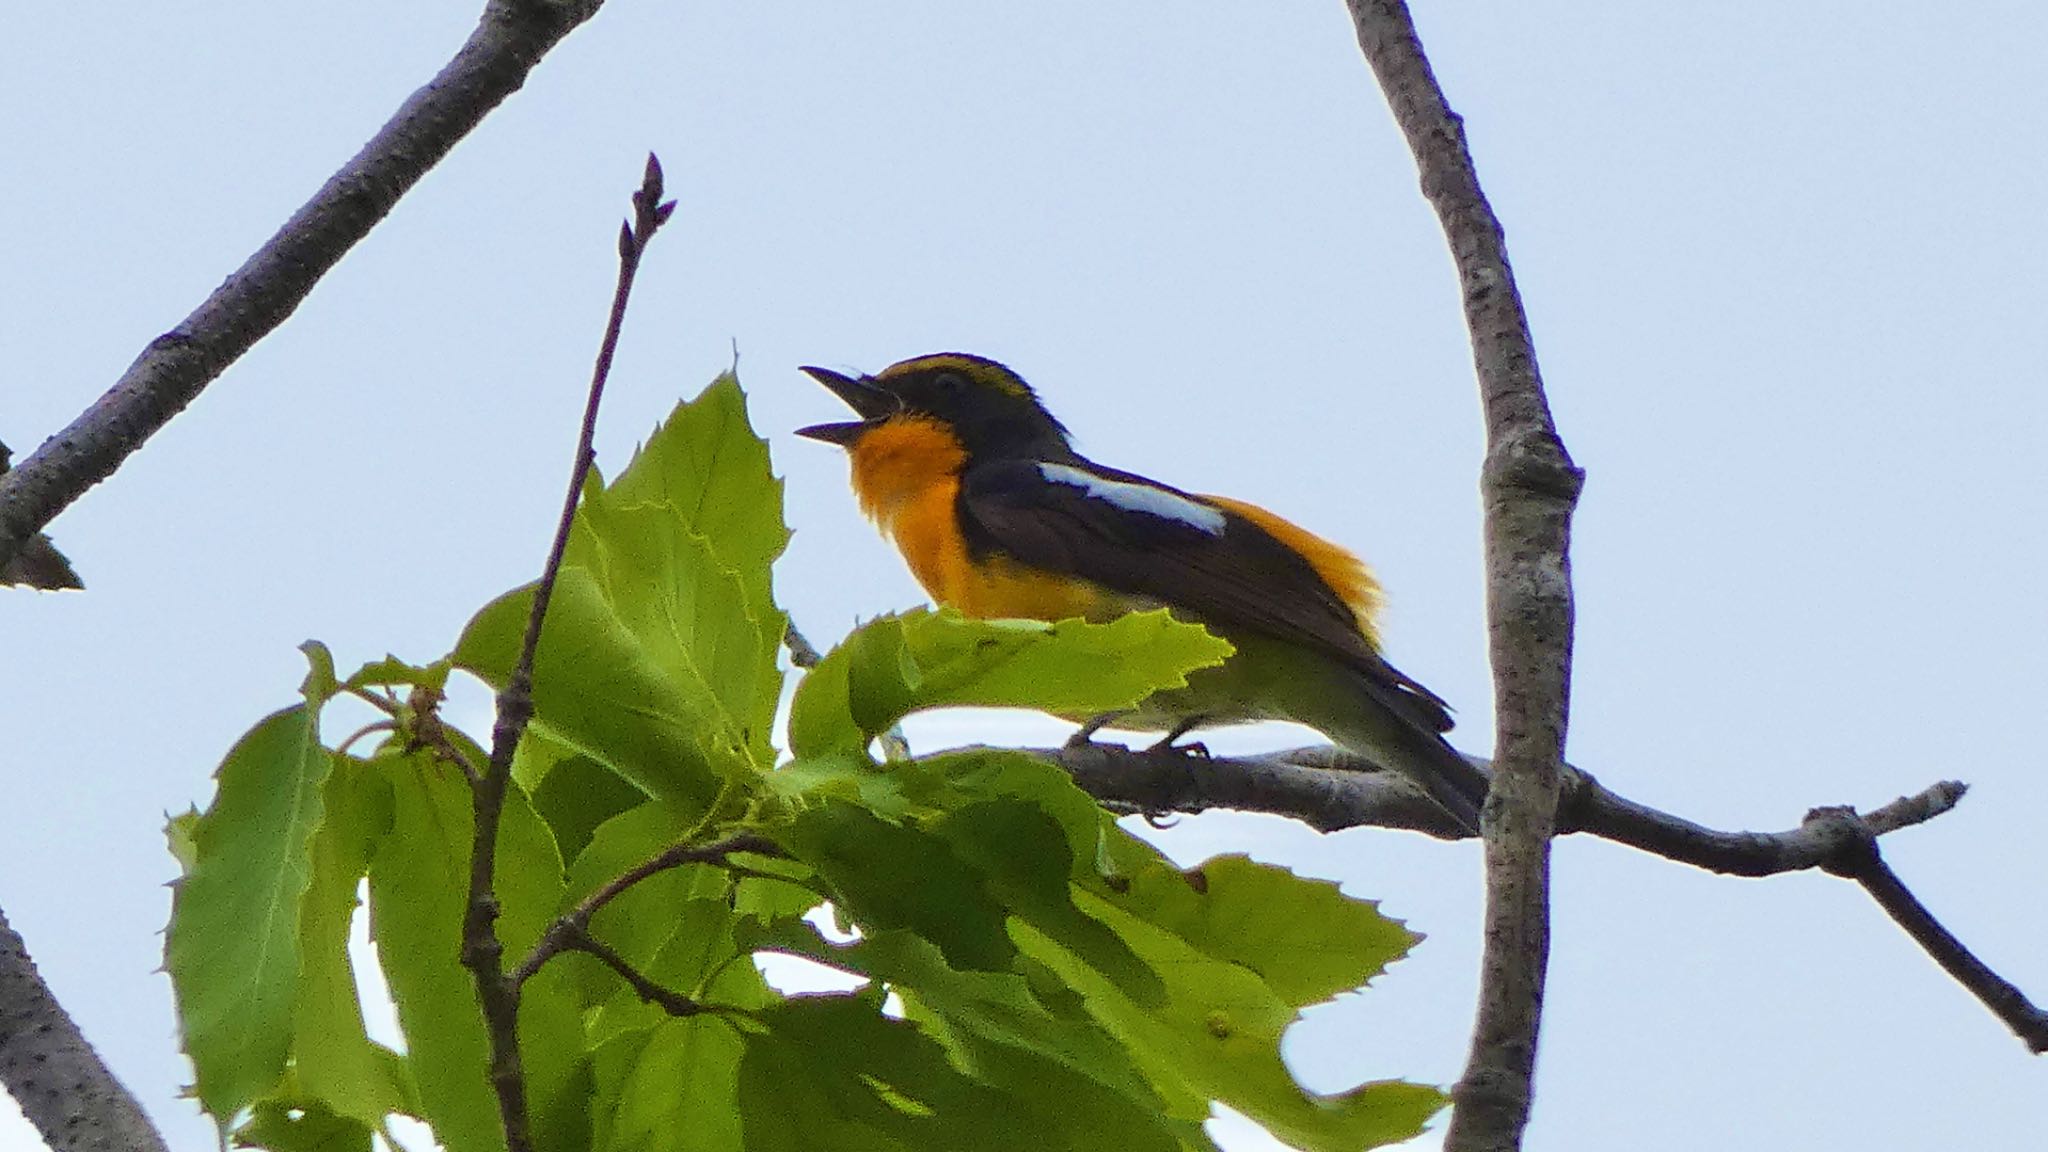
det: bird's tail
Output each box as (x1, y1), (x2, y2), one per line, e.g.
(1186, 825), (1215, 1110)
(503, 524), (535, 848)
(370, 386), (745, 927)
(1277, 663), (1491, 834)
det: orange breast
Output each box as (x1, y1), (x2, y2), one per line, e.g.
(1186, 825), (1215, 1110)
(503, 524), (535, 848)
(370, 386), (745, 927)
(849, 416), (1120, 622)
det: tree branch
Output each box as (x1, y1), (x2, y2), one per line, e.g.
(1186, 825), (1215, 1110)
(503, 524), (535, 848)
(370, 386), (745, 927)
(1041, 738), (2046, 1051)
(509, 832), (782, 987)
(462, 157), (673, 1152)
(0, 905), (168, 1152)
(1345, 3), (1582, 1147)
(0, 0), (607, 575)
(0, 443), (79, 590)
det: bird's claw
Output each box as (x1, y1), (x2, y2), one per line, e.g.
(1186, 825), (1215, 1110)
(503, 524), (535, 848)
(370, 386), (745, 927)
(1145, 715), (1210, 757)
(1065, 711), (1126, 750)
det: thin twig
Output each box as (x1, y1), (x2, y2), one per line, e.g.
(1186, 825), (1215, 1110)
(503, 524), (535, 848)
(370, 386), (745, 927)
(332, 720), (398, 760)
(1827, 824), (2048, 1053)
(1345, 3), (1582, 1147)
(1042, 737), (2044, 1050)
(554, 926), (756, 1027)
(0, 0), (607, 574)
(0, 906), (170, 1152)
(463, 156), (674, 1152)
(510, 831), (781, 986)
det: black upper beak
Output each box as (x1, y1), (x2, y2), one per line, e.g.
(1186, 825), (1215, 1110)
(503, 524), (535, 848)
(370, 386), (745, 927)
(796, 366), (894, 446)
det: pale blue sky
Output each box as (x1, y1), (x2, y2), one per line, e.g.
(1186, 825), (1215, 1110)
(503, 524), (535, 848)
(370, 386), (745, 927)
(4, 3), (2043, 1150)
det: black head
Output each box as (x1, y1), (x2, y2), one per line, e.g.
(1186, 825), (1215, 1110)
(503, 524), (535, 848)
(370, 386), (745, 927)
(796, 353), (1072, 458)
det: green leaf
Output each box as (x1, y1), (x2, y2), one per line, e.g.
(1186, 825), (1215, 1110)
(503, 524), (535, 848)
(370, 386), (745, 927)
(292, 759), (404, 1127)
(763, 744), (1437, 1147)
(365, 756), (498, 1152)
(1105, 853), (1419, 1008)
(561, 801), (721, 1010)
(300, 641), (340, 705)
(781, 799), (1015, 973)
(453, 570), (732, 814)
(929, 800), (1161, 1007)
(454, 375), (791, 813)
(561, 490), (782, 764)
(531, 753), (650, 866)
(234, 1098), (372, 1152)
(1031, 885), (1443, 1151)
(167, 704), (332, 1120)
(365, 753), (584, 1152)
(590, 1020), (746, 1152)
(165, 807), (200, 874)
(749, 922), (1195, 1152)
(788, 608), (1232, 757)
(493, 780), (587, 1152)
(341, 655), (452, 694)
(737, 994), (1087, 1152)
(605, 373), (789, 618)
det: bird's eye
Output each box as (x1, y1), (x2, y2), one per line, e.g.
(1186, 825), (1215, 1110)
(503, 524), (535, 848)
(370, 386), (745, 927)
(934, 372), (966, 392)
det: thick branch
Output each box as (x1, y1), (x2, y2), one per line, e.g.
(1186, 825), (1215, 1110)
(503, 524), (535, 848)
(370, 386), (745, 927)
(0, 906), (168, 1152)
(0, 0), (606, 573)
(0, 443), (79, 589)
(1043, 738), (2045, 1051)
(1346, 3), (1582, 1148)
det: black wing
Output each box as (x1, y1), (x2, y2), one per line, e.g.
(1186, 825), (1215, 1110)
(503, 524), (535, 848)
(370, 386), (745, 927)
(955, 457), (1452, 733)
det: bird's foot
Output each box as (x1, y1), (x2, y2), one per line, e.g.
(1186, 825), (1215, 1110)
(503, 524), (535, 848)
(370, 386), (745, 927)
(1145, 715), (1211, 758)
(1065, 711), (1127, 750)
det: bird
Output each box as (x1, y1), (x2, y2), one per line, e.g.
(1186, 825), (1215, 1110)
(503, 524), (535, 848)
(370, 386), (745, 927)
(795, 352), (1488, 832)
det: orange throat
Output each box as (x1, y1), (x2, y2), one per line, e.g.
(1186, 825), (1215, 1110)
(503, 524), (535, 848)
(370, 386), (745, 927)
(846, 417), (1112, 622)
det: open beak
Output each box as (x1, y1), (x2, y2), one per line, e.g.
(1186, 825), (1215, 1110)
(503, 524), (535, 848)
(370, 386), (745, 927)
(796, 366), (894, 446)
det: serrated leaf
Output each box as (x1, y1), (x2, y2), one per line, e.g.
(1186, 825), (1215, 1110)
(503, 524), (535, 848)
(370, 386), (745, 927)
(764, 745), (1437, 1147)
(1030, 888), (1443, 1151)
(605, 373), (788, 617)
(564, 492), (781, 763)
(1108, 853), (1419, 1007)
(165, 807), (200, 874)
(788, 608), (1232, 757)
(167, 705), (332, 1120)
(454, 376), (789, 813)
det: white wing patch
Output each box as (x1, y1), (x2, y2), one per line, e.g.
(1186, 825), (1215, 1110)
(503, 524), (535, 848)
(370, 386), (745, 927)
(1037, 463), (1226, 536)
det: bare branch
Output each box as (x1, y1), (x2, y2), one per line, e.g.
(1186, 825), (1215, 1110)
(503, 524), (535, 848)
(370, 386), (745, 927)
(0, 0), (608, 574)
(1344, 2), (1582, 1146)
(1829, 827), (2048, 1054)
(0, 906), (168, 1152)
(1041, 737), (2044, 1050)
(0, 442), (80, 590)
(463, 155), (673, 1152)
